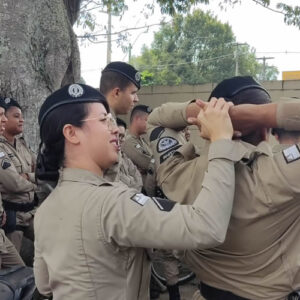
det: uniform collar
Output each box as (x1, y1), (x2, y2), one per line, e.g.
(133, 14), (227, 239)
(59, 168), (112, 186)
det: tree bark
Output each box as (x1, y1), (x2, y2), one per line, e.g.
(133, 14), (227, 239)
(0, 0), (81, 150)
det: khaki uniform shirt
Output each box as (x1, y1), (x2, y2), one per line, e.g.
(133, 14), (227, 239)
(0, 136), (36, 226)
(122, 133), (156, 196)
(147, 101), (300, 300)
(119, 151), (143, 191)
(34, 140), (246, 300)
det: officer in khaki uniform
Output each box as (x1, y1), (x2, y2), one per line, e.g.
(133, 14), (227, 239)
(0, 98), (36, 252)
(100, 61), (141, 186)
(122, 105), (157, 196)
(146, 76), (300, 300)
(0, 99), (24, 268)
(116, 117), (143, 191)
(34, 83), (250, 300)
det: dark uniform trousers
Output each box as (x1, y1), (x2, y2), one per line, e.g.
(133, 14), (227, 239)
(199, 282), (300, 300)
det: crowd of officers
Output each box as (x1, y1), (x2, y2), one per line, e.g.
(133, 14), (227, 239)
(0, 61), (300, 300)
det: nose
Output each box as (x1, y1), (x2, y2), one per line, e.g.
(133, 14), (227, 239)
(134, 94), (139, 103)
(2, 115), (8, 122)
(111, 125), (119, 136)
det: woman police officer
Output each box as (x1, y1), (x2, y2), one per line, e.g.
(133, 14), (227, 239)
(34, 83), (247, 300)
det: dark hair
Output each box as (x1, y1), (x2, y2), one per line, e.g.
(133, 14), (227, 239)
(36, 103), (89, 182)
(100, 71), (132, 96)
(228, 88), (271, 145)
(116, 117), (127, 129)
(229, 88), (271, 106)
(272, 128), (300, 139)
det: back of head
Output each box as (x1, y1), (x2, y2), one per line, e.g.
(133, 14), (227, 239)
(209, 76), (271, 105)
(209, 76), (271, 145)
(37, 83), (108, 182)
(100, 61), (141, 95)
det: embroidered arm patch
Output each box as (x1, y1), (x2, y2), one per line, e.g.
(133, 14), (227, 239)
(282, 144), (300, 163)
(157, 137), (179, 153)
(131, 193), (150, 206)
(151, 197), (176, 212)
(150, 127), (165, 142)
(1, 159), (11, 170)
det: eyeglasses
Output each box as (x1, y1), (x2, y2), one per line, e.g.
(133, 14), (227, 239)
(81, 113), (117, 131)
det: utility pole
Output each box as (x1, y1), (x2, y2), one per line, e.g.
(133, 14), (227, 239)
(106, 4), (112, 64)
(128, 43), (132, 63)
(233, 43), (247, 76)
(256, 56), (274, 80)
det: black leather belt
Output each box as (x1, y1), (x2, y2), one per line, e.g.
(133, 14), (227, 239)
(199, 282), (250, 300)
(3, 200), (35, 212)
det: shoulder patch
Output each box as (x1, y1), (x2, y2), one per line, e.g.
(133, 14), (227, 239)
(0, 152), (5, 158)
(1, 159), (11, 170)
(157, 137), (179, 153)
(160, 145), (181, 164)
(151, 197), (176, 212)
(150, 127), (165, 142)
(131, 193), (150, 206)
(282, 144), (300, 164)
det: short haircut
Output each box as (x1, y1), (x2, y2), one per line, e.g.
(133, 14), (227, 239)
(272, 128), (300, 139)
(116, 117), (127, 129)
(230, 88), (271, 106)
(130, 105), (152, 123)
(100, 71), (132, 96)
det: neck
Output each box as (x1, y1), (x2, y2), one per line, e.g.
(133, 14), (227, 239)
(3, 132), (15, 145)
(105, 93), (117, 116)
(64, 156), (103, 177)
(129, 125), (140, 137)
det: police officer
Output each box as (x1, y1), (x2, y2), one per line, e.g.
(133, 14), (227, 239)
(116, 117), (143, 191)
(146, 76), (300, 300)
(99, 61), (142, 186)
(34, 83), (248, 300)
(0, 99), (24, 268)
(0, 98), (36, 253)
(122, 105), (157, 196)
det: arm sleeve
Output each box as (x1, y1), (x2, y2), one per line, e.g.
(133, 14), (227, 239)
(33, 241), (52, 297)
(147, 101), (190, 130)
(0, 151), (36, 193)
(122, 138), (152, 171)
(100, 140), (246, 251)
(276, 102), (300, 130)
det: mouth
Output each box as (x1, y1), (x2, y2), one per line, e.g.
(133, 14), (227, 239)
(110, 139), (119, 151)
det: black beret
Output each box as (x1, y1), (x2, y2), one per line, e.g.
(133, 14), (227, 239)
(102, 61), (141, 89)
(0, 97), (22, 110)
(131, 104), (152, 116)
(0, 97), (5, 109)
(209, 76), (270, 100)
(38, 83), (109, 127)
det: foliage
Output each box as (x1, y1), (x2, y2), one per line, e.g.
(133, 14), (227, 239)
(131, 10), (278, 85)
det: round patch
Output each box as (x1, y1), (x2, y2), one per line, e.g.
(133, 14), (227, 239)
(68, 84), (84, 98)
(135, 72), (141, 82)
(4, 98), (11, 104)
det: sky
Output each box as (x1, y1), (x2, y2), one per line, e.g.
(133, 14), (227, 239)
(75, 0), (300, 87)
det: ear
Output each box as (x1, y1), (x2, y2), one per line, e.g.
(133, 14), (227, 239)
(112, 87), (120, 98)
(260, 127), (269, 142)
(62, 124), (80, 145)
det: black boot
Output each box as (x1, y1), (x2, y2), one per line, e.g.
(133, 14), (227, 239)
(167, 283), (181, 300)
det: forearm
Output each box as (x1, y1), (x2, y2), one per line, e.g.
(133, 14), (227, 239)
(229, 103), (277, 134)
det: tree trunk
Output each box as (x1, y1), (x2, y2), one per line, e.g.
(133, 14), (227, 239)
(0, 0), (81, 151)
